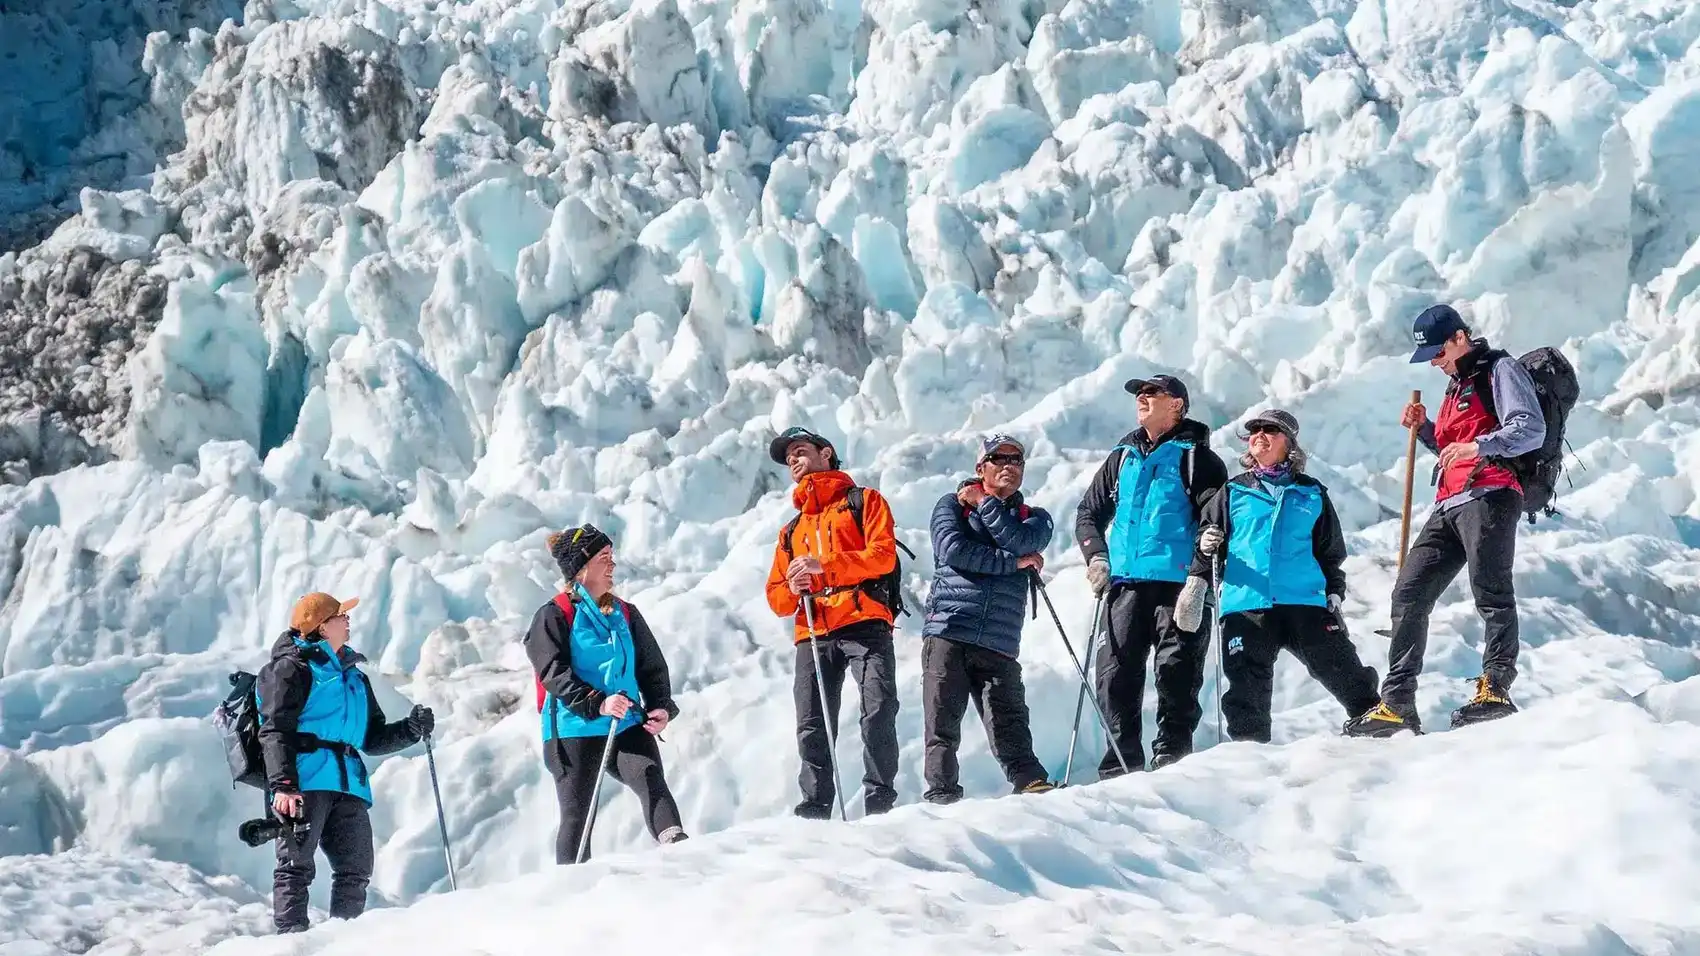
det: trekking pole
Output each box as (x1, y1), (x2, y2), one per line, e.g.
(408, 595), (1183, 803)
(423, 733), (457, 890)
(1061, 592), (1106, 785)
(802, 593), (849, 822)
(1209, 553), (1227, 745)
(1398, 388), (1420, 572)
(576, 698), (626, 864)
(1031, 571), (1131, 775)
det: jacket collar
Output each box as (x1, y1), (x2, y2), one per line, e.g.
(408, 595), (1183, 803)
(791, 469), (855, 513)
(1133, 417), (1210, 452)
(272, 629), (367, 668)
(1229, 470), (1320, 496)
(1452, 338), (1496, 381)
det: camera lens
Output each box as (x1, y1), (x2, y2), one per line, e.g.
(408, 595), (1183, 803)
(238, 818), (282, 847)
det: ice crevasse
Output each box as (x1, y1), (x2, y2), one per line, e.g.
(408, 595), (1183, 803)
(3, 0), (1700, 953)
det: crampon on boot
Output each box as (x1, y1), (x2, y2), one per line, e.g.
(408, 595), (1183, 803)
(1450, 675), (1517, 729)
(1342, 701), (1421, 738)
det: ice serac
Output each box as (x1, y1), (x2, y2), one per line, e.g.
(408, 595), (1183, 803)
(0, 747), (77, 857)
(547, 0), (712, 139)
(179, 17), (420, 215)
(123, 273), (269, 470)
(0, 0), (245, 249)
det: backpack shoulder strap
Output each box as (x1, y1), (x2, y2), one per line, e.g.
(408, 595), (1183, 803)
(1473, 349), (1510, 421)
(780, 512), (802, 558)
(847, 485), (915, 559)
(551, 591), (578, 628)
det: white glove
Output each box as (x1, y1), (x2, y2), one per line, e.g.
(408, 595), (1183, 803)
(1087, 556), (1110, 596)
(1327, 593), (1343, 615)
(1198, 526), (1224, 556)
(1173, 575), (1209, 633)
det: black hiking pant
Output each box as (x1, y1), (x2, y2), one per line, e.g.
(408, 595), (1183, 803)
(1221, 605), (1380, 743)
(545, 725), (684, 864)
(1096, 580), (1203, 777)
(793, 624), (900, 815)
(272, 790), (374, 932)
(921, 635), (1049, 802)
(1382, 488), (1522, 713)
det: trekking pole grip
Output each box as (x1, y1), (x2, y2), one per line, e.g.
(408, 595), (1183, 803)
(1398, 388), (1420, 573)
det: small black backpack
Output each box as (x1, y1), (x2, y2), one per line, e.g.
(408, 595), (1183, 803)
(1474, 346), (1581, 524)
(213, 670), (268, 790)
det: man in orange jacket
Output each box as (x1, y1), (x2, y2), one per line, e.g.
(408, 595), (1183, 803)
(764, 426), (902, 819)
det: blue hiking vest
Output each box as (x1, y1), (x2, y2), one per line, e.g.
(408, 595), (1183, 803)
(1218, 480), (1329, 616)
(541, 584), (645, 741)
(1107, 439), (1197, 583)
(256, 638), (375, 805)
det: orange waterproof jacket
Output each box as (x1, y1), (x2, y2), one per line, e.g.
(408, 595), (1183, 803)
(765, 470), (898, 642)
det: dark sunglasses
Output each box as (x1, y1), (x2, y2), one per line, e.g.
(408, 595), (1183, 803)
(1135, 386), (1169, 398)
(1246, 423), (1284, 436)
(983, 453), (1025, 466)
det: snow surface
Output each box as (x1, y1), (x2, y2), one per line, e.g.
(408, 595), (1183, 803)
(4, 0), (1700, 952)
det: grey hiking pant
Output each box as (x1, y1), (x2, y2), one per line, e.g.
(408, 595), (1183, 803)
(793, 624), (900, 814)
(1382, 488), (1522, 711)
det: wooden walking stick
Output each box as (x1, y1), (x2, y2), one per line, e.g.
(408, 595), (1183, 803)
(1398, 388), (1421, 571)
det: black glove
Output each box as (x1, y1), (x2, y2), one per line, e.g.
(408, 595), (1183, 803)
(406, 704), (435, 740)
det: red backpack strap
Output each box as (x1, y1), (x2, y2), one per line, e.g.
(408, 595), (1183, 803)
(537, 593), (579, 711)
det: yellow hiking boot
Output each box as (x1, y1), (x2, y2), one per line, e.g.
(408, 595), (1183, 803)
(1342, 701), (1421, 738)
(1449, 675), (1518, 729)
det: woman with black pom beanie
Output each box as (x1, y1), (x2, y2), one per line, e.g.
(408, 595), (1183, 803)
(523, 523), (688, 863)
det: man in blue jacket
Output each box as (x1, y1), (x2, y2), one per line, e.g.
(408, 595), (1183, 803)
(920, 435), (1056, 804)
(257, 592), (434, 933)
(1074, 375), (1229, 775)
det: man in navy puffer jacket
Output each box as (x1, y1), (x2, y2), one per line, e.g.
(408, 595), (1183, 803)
(920, 435), (1056, 804)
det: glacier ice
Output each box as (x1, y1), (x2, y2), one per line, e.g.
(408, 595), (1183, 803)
(1, 0), (1700, 952)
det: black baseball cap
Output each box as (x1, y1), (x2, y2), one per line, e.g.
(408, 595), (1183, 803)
(768, 426), (835, 465)
(1124, 374), (1189, 409)
(1410, 304), (1469, 363)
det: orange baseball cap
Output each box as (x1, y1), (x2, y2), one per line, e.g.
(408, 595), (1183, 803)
(290, 592), (359, 635)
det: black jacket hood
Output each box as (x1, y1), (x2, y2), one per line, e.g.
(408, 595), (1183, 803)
(269, 630), (365, 666)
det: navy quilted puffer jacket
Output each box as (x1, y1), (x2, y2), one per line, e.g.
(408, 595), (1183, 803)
(921, 481), (1055, 658)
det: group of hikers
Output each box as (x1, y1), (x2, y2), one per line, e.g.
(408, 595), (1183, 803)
(235, 303), (1575, 933)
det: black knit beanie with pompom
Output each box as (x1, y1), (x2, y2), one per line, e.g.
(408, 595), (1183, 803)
(548, 524), (613, 582)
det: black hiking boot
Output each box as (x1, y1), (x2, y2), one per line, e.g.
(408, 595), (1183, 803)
(1450, 675), (1518, 728)
(1342, 701), (1421, 738)
(792, 801), (833, 820)
(1016, 779), (1057, 794)
(1149, 752), (1187, 770)
(924, 787), (963, 806)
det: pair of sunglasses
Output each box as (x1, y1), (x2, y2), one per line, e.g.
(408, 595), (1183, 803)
(1135, 386), (1170, 398)
(1247, 423), (1284, 436)
(984, 453), (1025, 466)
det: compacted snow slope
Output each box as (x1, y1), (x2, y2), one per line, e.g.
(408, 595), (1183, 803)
(5, 0), (1700, 952)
